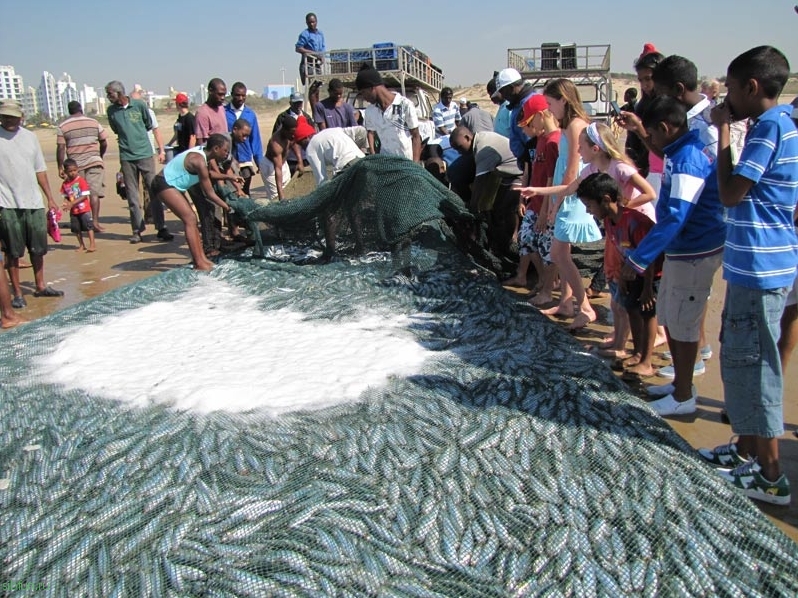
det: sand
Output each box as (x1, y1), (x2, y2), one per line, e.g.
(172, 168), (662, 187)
(4, 102), (797, 543)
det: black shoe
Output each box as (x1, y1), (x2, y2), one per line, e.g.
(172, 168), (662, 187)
(156, 228), (174, 241)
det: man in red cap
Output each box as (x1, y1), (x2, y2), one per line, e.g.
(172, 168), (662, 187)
(167, 93), (196, 156)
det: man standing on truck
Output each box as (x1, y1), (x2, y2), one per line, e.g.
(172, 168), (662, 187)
(355, 64), (421, 162)
(296, 12), (326, 86)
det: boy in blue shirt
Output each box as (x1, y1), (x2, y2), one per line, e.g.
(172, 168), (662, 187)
(620, 96), (726, 416)
(699, 46), (798, 505)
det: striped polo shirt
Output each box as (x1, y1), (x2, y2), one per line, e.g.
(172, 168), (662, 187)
(724, 105), (798, 290)
(56, 115), (107, 170)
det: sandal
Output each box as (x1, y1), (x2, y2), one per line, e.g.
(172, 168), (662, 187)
(11, 295), (26, 309)
(33, 286), (64, 298)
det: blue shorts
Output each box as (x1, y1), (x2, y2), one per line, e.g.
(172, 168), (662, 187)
(720, 284), (787, 438)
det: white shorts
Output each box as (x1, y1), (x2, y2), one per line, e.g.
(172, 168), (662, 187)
(259, 157), (292, 201)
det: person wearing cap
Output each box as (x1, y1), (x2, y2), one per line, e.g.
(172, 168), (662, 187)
(105, 80), (172, 244)
(432, 87), (461, 137)
(273, 92), (316, 176)
(355, 65), (421, 162)
(0, 99), (65, 308)
(313, 79), (358, 130)
(296, 12), (326, 86)
(460, 100), (494, 135)
(225, 82), (263, 196)
(167, 93), (196, 155)
(56, 100), (108, 232)
(449, 125), (523, 273)
(261, 116), (308, 202)
(487, 73), (512, 139)
(491, 67), (537, 173)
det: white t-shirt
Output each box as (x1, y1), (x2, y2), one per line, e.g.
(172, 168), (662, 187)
(364, 92), (419, 159)
(0, 127), (47, 209)
(306, 127), (366, 185)
(147, 109), (159, 155)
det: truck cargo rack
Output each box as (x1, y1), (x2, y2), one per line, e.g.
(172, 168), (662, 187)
(506, 44), (614, 122)
(303, 45), (443, 100)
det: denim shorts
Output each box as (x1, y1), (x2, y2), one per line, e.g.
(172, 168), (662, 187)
(720, 284), (787, 438)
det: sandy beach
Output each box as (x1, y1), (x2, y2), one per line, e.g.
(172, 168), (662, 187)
(5, 98), (797, 545)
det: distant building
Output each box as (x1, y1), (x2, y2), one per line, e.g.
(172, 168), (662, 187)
(37, 71), (60, 120)
(79, 85), (101, 115)
(0, 65), (24, 100)
(57, 73), (78, 114)
(23, 86), (38, 116)
(263, 84), (294, 101)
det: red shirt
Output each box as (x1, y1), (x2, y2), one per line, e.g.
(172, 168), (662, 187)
(604, 207), (659, 281)
(61, 176), (92, 216)
(527, 130), (560, 213)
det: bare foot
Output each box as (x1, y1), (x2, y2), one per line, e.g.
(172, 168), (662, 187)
(93, 224), (106, 233)
(624, 362), (656, 377)
(528, 293), (553, 306)
(597, 347), (631, 359)
(87, 247), (96, 253)
(567, 310), (597, 331)
(598, 336), (616, 349)
(502, 275), (528, 288)
(540, 304), (575, 317)
(194, 260), (215, 271)
(622, 353), (642, 367)
(75, 247), (86, 252)
(1, 315), (28, 329)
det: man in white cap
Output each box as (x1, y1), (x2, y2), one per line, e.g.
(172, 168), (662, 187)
(491, 68), (537, 172)
(0, 99), (64, 309)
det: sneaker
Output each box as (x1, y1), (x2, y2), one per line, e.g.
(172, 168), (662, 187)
(718, 460), (791, 506)
(11, 295), (26, 309)
(697, 438), (749, 467)
(656, 361), (706, 379)
(647, 383), (696, 397)
(661, 344), (712, 361)
(129, 233), (142, 244)
(648, 392), (697, 416)
(156, 228), (174, 241)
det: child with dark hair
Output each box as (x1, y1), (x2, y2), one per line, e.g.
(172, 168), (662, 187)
(699, 45), (798, 505)
(578, 173), (660, 377)
(60, 158), (96, 252)
(620, 96), (726, 416)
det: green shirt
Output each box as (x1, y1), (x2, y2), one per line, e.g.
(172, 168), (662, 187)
(107, 98), (153, 161)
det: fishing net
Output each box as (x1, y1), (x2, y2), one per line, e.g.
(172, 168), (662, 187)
(1, 208), (796, 596)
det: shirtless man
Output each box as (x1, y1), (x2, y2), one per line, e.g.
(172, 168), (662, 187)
(149, 134), (241, 270)
(259, 116), (298, 202)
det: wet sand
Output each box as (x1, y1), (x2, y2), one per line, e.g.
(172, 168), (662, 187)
(6, 121), (797, 544)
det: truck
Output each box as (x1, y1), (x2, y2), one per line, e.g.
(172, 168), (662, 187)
(505, 43), (615, 123)
(302, 44), (443, 141)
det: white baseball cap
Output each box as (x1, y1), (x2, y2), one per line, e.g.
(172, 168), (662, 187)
(491, 68), (522, 99)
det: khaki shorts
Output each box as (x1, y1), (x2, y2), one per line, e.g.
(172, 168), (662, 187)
(656, 252), (722, 342)
(80, 166), (105, 199)
(0, 208), (48, 258)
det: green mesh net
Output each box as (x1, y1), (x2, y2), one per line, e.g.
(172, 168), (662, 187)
(0, 201), (796, 596)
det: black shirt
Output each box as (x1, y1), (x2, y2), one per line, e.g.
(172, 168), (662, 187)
(174, 112), (197, 154)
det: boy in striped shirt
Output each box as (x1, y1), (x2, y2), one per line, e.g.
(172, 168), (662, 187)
(699, 46), (798, 505)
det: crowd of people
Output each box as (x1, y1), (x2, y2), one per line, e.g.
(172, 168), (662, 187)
(0, 28), (796, 507)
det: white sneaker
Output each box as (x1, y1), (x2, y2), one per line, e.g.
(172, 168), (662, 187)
(646, 383), (695, 397)
(656, 361), (706, 379)
(648, 392), (697, 416)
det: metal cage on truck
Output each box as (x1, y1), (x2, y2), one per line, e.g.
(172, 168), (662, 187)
(506, 43), (614, 123)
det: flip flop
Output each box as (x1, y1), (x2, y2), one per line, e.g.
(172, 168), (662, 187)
(33, 286), (64, 298)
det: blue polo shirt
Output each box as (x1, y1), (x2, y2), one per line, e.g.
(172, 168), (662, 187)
(724, 104), (798, 290)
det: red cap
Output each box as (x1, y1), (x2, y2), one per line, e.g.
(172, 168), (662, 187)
(519, 94), (548, 126)
(294, 117), (316, 142)
(175, 93), (189, 106)
(640, 43), (658, 59)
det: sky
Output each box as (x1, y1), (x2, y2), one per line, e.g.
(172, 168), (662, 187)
(3, 0), (798, 96)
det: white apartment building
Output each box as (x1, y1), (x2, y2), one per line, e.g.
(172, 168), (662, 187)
(0, 65), (24, 100)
